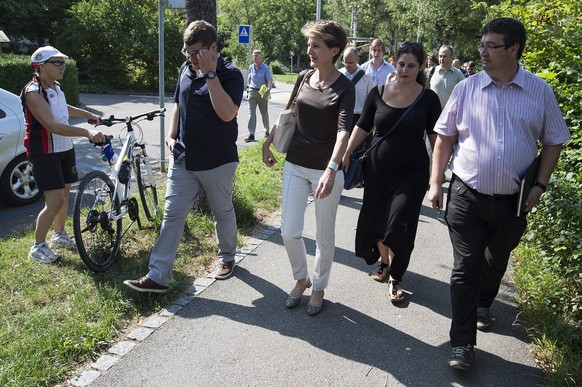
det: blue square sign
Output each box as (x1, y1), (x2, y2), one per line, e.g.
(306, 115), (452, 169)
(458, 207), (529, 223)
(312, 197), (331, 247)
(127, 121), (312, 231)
(238, 25), (251, 44)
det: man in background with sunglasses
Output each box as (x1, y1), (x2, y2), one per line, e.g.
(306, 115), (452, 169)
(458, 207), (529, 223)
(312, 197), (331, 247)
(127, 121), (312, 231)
(428, 18), (570, 371)
(21, 46), (106, 264)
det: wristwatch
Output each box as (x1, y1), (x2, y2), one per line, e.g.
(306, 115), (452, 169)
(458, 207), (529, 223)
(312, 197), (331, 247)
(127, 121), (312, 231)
(533, 181), (547, 191)
(204, 71), (216, 79)
(327, 161), (339, 171)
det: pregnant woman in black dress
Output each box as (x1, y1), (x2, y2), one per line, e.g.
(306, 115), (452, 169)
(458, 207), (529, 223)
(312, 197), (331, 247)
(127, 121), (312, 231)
(342, 42), (442, 302)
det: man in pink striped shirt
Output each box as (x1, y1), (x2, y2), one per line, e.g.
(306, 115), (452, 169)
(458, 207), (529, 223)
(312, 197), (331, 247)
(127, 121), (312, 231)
(428, 18), (571, 371)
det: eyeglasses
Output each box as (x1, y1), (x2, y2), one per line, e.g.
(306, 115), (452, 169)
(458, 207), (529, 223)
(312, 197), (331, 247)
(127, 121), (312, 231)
(45, 60), (66, 67)
(181, 47), (208, 58)
(399, 42), (423, 50)
(477, 43), (507, 52)
(342, 61), (358, 65)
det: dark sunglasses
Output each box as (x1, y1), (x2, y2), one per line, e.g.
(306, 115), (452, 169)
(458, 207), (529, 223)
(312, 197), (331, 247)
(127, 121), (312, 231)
(45, 60), (66, 67)
(399, 42), (423, 50)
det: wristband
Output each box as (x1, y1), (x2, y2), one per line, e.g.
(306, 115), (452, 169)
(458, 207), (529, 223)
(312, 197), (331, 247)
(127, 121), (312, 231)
(327, 161), (339, 171)
(533, 181), (546, 191)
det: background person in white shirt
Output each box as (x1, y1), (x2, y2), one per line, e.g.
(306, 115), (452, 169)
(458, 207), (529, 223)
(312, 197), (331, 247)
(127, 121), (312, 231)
(361, 38), (395, 86)
(339, 47), (374, 129)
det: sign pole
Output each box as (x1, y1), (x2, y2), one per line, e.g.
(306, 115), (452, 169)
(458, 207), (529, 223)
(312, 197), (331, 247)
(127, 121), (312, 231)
(158, 0), (165, 172)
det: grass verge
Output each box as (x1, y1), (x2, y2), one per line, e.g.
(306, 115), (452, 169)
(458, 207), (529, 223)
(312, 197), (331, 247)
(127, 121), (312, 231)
(273, 73), (298, 85)
(512, 245), (582, 385)
(0, 141), (283, 386)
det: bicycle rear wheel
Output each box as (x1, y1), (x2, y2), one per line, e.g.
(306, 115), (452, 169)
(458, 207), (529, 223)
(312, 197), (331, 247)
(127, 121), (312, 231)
(134, 154), (158, 221)
(73, 171), (122, 272)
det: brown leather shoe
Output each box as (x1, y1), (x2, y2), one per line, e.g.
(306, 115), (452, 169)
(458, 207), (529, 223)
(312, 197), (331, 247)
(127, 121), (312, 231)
(214, 260), (235, 280)
(123, 276), (168, 293)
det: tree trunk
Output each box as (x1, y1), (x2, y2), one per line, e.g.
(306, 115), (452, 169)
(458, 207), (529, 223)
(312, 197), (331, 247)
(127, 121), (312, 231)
(185, 0), (216, 28)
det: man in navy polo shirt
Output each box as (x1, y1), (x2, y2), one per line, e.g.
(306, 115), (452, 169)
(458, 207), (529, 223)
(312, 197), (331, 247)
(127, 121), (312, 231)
(124, 20), (244, 293)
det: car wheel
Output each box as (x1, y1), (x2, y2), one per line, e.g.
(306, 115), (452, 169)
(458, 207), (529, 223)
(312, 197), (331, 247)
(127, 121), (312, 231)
(0, 153), (42, 206)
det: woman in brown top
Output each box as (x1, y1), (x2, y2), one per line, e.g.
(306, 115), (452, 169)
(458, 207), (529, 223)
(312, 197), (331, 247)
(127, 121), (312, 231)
(262, 20), (355, 316)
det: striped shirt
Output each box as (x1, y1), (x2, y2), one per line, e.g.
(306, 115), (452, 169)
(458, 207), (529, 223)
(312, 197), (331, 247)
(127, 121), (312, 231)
(434, 66), (570, 195)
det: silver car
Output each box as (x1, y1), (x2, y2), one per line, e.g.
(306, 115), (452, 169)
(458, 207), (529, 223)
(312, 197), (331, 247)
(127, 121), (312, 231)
(0, 87), (42, 205)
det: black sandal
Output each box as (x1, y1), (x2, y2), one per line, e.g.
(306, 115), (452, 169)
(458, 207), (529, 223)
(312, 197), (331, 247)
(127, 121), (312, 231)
(389, 279), (404, 302)
(371, 262), (389, 282)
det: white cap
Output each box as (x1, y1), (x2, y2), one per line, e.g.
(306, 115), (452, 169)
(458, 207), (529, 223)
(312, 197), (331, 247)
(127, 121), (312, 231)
(30, 46), (69, 65)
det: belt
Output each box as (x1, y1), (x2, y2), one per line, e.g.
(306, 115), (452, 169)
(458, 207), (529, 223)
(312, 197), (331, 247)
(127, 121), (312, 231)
(453, 175), (517, 199)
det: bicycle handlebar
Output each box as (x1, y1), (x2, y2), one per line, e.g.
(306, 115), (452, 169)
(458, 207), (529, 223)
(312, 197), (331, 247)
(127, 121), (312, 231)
(90, 135), (114, 147)
(88, 108), (166, 127)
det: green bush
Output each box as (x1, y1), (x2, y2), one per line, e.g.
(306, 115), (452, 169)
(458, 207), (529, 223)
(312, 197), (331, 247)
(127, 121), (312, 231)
(523, 168), (582, 320)
(0, 53), (80, 106)
(57, 0), (184, 93)
(269, 60), (284, 75)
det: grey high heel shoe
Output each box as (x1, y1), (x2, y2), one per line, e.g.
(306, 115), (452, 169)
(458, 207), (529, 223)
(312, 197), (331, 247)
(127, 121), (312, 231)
(285, 278), (312, 309)
(306, 290), (324, 316)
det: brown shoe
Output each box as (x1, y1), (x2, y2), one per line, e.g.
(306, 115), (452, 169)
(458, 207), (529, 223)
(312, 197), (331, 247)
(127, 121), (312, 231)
(123, 276), (168, 293)
(214, 260), (235, 280)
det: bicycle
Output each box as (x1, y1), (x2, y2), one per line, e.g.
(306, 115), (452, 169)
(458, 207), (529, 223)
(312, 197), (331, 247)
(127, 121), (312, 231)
(73, 108), (165, 272)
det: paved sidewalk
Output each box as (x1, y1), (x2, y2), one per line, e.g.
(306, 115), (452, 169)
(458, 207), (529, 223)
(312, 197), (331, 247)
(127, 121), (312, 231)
(72, 187), (541, 386)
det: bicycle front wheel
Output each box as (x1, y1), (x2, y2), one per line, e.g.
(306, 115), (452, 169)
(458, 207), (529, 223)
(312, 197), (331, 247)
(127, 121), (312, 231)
(134, 154), (158, 221)
(73, 171), (122, 272)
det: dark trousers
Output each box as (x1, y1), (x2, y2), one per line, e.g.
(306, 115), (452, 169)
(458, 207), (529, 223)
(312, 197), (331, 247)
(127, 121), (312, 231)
(445, 175), (527, 347)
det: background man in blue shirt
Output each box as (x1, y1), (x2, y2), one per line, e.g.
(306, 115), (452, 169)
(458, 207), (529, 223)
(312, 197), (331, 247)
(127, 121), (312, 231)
(245, 50), (273, 142)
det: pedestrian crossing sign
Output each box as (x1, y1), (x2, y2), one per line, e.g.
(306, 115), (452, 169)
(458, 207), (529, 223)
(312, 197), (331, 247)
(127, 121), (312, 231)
(238, 25), (251, 44)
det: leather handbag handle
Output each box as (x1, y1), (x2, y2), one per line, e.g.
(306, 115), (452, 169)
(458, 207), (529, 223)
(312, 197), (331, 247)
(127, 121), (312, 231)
(289, 69), (314, 115)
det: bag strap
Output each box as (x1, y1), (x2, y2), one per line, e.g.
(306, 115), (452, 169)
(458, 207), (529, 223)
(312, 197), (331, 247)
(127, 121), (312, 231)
(289, 69), (314, 114)
(351, 69), (365, 85)
(428, 66), (436, 85)
(360, 86), (426, 158)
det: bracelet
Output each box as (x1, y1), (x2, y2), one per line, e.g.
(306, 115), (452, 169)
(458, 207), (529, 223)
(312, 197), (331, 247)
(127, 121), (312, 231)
(533, 181), (547, 191)
(327, 161), (339, 171)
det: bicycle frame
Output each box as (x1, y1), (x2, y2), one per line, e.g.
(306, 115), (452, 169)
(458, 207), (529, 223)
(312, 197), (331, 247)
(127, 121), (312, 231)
(108, 127), (136, 221)
(73, 108), (165, 272)
(102, 109), (164, 222)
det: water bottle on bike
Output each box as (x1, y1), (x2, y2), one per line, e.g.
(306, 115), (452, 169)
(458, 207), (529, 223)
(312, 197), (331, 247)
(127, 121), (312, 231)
(118, 156), (131, 184)
(100, 142), (119, 166)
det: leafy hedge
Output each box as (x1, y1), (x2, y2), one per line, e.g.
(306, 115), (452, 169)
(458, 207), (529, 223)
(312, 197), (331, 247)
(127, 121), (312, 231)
(523, 170), (582, 320)
(0, 54), (80, 106)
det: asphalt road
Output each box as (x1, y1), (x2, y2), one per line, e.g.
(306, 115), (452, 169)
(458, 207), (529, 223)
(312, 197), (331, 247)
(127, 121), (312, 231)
(0, 82), (291, 238)
(80, 187), (541, 386)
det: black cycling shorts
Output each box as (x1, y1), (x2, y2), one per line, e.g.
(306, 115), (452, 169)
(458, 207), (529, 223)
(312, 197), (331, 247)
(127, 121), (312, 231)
(29, 148), (78, 191)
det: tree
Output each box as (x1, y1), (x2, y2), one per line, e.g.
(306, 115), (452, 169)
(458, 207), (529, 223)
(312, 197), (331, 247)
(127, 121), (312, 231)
(186, 0), (216, 27)
(0, 0), (76, 51)
(57, 0), (185, 91)
(218, 0), (315, 69)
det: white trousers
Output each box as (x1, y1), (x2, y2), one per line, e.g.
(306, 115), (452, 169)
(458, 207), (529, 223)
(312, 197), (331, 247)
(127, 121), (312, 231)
(280, 161), (344, 291)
